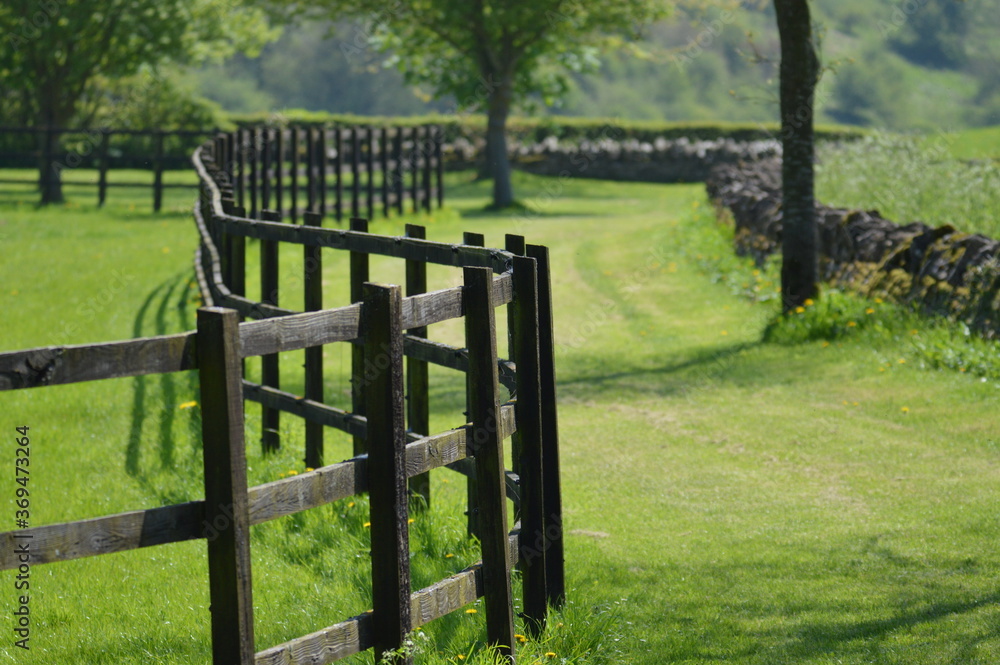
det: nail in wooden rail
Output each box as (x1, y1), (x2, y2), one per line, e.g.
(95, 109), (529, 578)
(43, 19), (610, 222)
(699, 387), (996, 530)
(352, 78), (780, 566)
(525, 244), (565, 607)
(304, 210), (325, 468)
(350, 217), (371, 456)
(464, 266), (516, 661)
(511, 255), (547, 635)
(197, 307), (256, 665)
(463, 231), (486, 539)
(405, 224), (431, 510)
(260, 209), (283, 454)
(363, 283), (412, 665)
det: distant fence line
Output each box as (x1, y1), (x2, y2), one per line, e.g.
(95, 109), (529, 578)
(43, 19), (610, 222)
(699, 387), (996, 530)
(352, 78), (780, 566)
(0, 124), (445, 215)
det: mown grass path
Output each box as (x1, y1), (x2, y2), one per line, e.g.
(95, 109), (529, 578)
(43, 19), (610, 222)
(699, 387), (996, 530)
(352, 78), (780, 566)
(1, 172), (998, 664)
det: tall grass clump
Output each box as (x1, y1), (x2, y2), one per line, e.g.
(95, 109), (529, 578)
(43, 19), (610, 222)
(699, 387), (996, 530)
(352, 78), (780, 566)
(815, 132), (1000, 238)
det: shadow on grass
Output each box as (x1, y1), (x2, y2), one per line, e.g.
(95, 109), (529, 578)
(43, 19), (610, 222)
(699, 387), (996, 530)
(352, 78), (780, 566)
(558, 340), (764, 402)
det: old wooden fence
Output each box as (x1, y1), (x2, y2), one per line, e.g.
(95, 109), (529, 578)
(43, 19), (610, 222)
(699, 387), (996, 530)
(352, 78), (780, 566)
(0, 137), (560, 664)
(0, 124), (443, 215)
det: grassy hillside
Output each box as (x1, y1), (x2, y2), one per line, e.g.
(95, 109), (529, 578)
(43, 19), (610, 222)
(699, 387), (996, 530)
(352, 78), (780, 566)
(191, 1), (1000, 132)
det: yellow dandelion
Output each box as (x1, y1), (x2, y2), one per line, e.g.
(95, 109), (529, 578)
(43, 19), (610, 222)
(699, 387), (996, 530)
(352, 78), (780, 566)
(910, 329), (919, 335)
(721, 330), (728, 336)
(556, 623), (564, 628)
(305, 467), (314, 472)
(162, 247), (170, 253)
(852, 402), (859, 407)
(847, 321), (857, 327)
(445, 553), (454, 558)
(821, 341), (830, 348)
(363, 522), (371, 528)
(875, 297), (884, 304)
(901, 406), (910, 413)
(515, 634), (527, 644)
(898, 358), (906, 364)
(465, 609), (477, 614)
(960, 367), (967, 372)
(842, 400), (849, 405)
(639, 330), (647, 336)
(804, 298), (814, 306)
(278, 473), (286, 478)
(752, 269), (760, 276)
(179, 400), (198, 410)
(457, 656), (465, 661)
(348, 501), (355, 508)
(287, 470), (298, 476)
(441, 478), (450, 484)
(865, 308), (875, 315)
(795, 306), (805, 314)
(408, 518), (415, 524)
(545, 652), (557, 659)
(879, 367), (885, 372)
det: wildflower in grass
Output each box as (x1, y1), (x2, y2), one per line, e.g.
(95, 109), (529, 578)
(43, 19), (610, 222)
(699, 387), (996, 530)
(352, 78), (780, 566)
(305, 468), (314, 472)
(457, 656), (465, 661)
(821, 341), (830, 348)
(847, 321), (857, 327)
(898, 359), (906, 364)
(179, 400), (198, 410)
(408, 518), (415, 524)
(960, 367), (967, 372)
(910, 329), (919, 335)
(515, 634), (527, 644)
(348, 501), (355, 508)
(804, 298), (814, 306)
(721, 330), (728, 336)
(545, 652), (557, 658)
(865, 308), (875, 315)
(465, 609), (477, 614)
(162, 247), (170, 253)
(794, 306), (805, 314)
(852, 402), (859, 406)
(287, 470), (298, 476)
(901, 406), (910, 413)
(752, 269), (761, 276)
(278, 473), (286, 479)
(363, 522), (371, 528)
(875, 298), (884, 304)
(445, 553), (454, 558)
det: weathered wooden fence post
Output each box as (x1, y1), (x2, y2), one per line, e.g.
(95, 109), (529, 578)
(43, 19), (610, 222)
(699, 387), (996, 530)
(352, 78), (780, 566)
(98, 131), (110, 207)
(463, 231), (486, 539)
(366, 126), (375, 220)
(260, 209), (283, 454)
(291, 126), (300, 223)
(153, 130), (164, 212)
(525, 244), (565, 607)
(350, 217), (371, 456)
(304, 210), (325, 468)
(275, 128), (284, 216)
(334, 127), (344, 225)
(197, 307), (256, 665)
(381, 127), (390, 218)
(464, 266), (517, 662)
(405, 224), (430, 509)
(363, 282), (412, 665)
(511, 254), (547, 635)
(393, 129), (404, 216)
(351, 127), (361, 219)
(261, 128), (271, 212)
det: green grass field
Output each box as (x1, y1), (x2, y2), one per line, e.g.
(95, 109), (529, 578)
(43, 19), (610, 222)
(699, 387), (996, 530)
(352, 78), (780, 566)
(2, 167), (999, 664)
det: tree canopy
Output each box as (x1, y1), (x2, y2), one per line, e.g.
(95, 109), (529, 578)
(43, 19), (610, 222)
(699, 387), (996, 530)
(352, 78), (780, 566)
(273, 0), (671, 207)
(0, 0), (277, 202)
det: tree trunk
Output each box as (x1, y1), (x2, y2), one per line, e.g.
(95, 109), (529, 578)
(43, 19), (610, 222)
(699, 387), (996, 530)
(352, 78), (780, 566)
(486, 84), (514, 209)
(774, 0), (819, 311)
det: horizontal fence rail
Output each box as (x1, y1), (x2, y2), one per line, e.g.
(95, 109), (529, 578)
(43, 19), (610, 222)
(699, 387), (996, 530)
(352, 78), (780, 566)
(0, 126), (561, 665)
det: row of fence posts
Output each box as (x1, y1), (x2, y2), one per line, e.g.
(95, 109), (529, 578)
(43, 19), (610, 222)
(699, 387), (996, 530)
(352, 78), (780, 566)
(0, 126), (212, 211)
(212, 124), (444, 226)
(201, 138), (565, 663)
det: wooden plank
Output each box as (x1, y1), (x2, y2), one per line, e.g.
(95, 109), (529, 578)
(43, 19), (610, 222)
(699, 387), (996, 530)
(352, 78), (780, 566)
(405, 223), (431, 510)
(290, 126), (300, 222)
(504, 234), (527, 474)
(197, 307), (256, 665)
(463, 266), (516, 659)
(259, 209), (283, 454)
(153, 131), (164, 212)
(307, 127), (316, 214)
(238, 304), (361, 359)
(434, 126), (444, 209)
(249, 127), (258, 218)
(254, 612), (373, 665)
(403, 334), (516, 393)
(0, 502), (204, 570)
(393, 129), (404, 215)
(463, 233), (485, 541)
(422, 125), (432, 212)
(350, 217), (370, 456)
(318, 128), (327, 217)
(409, 127), (419, 214)
(381, 127), (390, 217)
(208, 213), (514, 272)
(334, 127), (343, 224)
(304, 210), (325, 468)
(366, 126), (375, 220)
(98, 131), (109, 207)
(275, 128), (284, 215)
(262, 128), (272, 211)
(526, 244), (565, 608)
(244, 381), (366, 439)
(0, 333), (197, 391)
(351, 128), (360, 219)
(231, 204), (247, 300)
(363, 282), (412, 665)
(511, 255), (547, 634)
